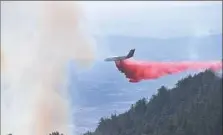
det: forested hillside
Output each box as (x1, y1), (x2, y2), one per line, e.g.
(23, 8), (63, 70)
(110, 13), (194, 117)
(83, 70), (222, 135)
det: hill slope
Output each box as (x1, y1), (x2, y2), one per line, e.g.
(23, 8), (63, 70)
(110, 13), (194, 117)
(83, 70), (222, 135)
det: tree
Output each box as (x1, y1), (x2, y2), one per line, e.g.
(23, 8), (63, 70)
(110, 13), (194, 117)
(84, 71), (222, 135)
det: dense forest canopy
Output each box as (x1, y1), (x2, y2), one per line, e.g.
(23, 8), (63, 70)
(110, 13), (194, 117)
(84, 70), (222, 135)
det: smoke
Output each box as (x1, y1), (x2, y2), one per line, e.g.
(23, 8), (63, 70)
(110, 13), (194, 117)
(1, 1), (95, 135)
(1, 48), (4, 70)
(115, 59), (222, 82)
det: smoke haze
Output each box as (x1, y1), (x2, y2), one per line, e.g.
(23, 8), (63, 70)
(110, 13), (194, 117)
(1, 1), (95, 135)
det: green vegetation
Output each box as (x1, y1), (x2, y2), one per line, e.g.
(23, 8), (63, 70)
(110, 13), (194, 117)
(84, 70), (222, 135)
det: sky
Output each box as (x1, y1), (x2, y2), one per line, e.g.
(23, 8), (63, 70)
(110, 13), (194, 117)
(1, 1), (222, 134)
(1, 1), (222, 39)
(78, 1), (222, 38)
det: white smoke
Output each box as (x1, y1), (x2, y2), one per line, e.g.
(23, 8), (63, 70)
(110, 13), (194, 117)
(1, 1), (95, 135)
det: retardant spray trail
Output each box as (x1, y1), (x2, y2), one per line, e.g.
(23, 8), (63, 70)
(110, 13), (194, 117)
(115, 59), (222, 82)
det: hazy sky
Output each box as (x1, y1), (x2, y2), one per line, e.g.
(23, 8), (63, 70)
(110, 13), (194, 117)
(2, 1), (222, 39)
(79, 1), (222, 38)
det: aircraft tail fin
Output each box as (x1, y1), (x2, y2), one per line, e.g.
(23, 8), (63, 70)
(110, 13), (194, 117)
(126, 49), (135, 58)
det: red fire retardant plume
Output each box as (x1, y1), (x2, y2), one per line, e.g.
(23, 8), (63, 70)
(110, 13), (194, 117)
(115, 59), (222, 83)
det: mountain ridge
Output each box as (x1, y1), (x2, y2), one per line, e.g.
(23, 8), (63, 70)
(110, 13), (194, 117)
(83, 70), (222, 135)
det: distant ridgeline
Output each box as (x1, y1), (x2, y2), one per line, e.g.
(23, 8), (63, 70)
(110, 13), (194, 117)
(84, 70), (222, 135)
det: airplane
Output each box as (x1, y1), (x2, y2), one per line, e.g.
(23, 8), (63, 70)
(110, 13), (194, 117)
(104, 49), (135, 62)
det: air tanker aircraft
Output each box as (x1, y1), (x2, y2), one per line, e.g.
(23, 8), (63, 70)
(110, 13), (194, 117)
(104, 49), (222, 83)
